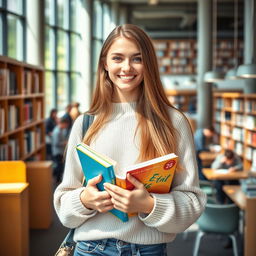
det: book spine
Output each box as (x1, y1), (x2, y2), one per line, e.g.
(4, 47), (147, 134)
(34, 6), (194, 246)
(108, 166), (116, 185)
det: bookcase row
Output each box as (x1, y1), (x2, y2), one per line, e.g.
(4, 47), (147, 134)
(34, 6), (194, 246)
(0, 98), (43, 134)
(153, 39), (243, 75)
(213, 92), (256, 170)
(0, 123), (45, 160)
(0, 55), (46, 161)
(0, 66), (43, 96)
(165, 89), (197, 113)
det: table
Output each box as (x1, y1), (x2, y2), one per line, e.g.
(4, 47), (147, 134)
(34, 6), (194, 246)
(199, 151), (218, 166)
(223, 185), (256, 256)
(0, 183), (29, 256)
(203, 168), (249, 180)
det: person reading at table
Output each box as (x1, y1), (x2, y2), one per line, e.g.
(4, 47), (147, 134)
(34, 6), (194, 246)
(211, 149), (242, 204)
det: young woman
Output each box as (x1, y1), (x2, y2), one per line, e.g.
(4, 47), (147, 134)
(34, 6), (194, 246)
(54, 24), (206, 256)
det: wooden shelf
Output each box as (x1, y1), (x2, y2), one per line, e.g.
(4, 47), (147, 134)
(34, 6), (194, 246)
(213, 92), (256, 170)
(0, 56), (46, 161)
(165, 89), (197, 113)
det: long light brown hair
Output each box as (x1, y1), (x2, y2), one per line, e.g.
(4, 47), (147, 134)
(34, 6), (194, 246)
(84, 24), (182, 162)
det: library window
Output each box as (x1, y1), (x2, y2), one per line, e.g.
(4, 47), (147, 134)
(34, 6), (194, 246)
(44, 0), (82, 115)
(92, 0), (113, 84)
(0, 0), (26, 61)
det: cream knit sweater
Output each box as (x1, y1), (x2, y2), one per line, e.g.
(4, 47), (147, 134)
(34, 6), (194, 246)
(54, 102), (206, 245)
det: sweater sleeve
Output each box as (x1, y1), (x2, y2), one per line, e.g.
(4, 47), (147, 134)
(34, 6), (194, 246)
(53, 115), (97, 229)
(139, 110), (206, 233)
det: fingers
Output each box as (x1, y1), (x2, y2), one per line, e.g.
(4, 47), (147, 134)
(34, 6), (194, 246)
(87, 174), (102, 186)
(126, 173), (143, 189)
(104, 183), (125, 196)
(97, 199), (114, 213)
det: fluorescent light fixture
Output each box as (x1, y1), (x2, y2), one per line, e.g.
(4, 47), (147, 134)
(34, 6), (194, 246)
(236, 64), (256, 78)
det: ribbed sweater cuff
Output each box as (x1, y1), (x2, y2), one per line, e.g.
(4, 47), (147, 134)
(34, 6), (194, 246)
(139, 194), (173, 225)
(71, 187), (97, 217)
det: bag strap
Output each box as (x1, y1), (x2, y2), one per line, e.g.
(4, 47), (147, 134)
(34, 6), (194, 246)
(56, 114), (94, 255)
(82, 114), (94, 137)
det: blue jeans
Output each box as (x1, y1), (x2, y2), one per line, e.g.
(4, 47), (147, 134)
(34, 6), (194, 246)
(74, 238), (167, 256)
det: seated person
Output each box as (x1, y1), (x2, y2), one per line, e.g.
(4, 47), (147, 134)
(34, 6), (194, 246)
(194, 126), (215, 180)
(211, 149), (243, 204)
(52, 117), (70, 183)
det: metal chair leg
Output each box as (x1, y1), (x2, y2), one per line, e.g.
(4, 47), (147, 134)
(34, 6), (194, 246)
(229, 234), (238, 256)
(193, 231), (204, 256)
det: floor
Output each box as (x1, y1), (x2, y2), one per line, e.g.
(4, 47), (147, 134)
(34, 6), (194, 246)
(29, 210), (241, 256)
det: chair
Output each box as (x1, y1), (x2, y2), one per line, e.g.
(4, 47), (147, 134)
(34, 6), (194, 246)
(0, 161), (26, 182)
(193, 202), (239, 256)
(199, 180), (216, 201)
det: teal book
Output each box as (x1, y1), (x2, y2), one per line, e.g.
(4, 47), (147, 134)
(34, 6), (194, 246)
(76, 142), (129, 222)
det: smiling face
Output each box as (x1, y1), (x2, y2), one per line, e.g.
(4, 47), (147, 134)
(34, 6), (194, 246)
(104, 37), (144, 102)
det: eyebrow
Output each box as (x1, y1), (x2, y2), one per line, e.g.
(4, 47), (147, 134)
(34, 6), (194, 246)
(110, 52), (141, 56)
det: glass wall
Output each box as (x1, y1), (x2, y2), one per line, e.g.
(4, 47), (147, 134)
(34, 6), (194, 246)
(44, 0), (83, 115)
(0, 0), (26, 60)
(92, 0), (113, 85)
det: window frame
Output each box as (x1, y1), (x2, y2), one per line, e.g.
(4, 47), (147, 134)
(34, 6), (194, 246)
(44, 0), (82, 114)
(0, 0), (26, 61)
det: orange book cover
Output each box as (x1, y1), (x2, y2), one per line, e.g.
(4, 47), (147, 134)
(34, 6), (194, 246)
(116, 153), (178, 194)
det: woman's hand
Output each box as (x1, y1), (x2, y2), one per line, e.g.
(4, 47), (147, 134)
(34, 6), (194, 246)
(103, 174), (154, 214)
(80, 175), (114, 213)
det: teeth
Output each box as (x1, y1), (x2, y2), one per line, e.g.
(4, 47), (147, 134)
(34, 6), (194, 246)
(119, 76), (134, 80)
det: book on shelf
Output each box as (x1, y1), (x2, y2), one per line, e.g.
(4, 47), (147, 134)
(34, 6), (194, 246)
(76, 142), (178, 222)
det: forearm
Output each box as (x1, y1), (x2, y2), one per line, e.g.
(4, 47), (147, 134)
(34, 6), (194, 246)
(139, 186), (206, 233)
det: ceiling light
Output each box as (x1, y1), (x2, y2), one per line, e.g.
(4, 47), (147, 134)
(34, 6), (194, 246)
(236, 0), (256, 78)
(237, 64), (256, 78)
(204, 70), (224, 83)
(148, 0), (159, 5)
(225, 68), (238, 80)
(204, 0), (224, 83)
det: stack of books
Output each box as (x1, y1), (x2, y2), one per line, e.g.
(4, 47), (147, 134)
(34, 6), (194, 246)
(241, 177), (256, 197)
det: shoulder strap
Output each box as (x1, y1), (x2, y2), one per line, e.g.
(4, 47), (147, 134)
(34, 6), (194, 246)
(82, 114), (94, 137)
(56, 114), (94, 254)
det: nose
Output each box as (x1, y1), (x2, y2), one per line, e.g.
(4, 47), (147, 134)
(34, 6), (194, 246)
(121, 59), (132, 72)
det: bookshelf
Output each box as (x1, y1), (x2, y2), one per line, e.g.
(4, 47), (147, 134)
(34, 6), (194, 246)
(165, 89), (197, 113)
(213, 92), (256, 170)
(153, 38), (243, 75)
(153, 39), (197, 75)
(244, 94), (256, 170)
(0, 56), (46, 161)
(215, 39), (243, 73)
